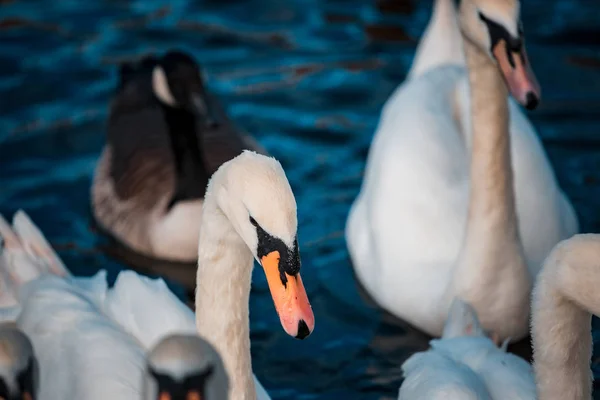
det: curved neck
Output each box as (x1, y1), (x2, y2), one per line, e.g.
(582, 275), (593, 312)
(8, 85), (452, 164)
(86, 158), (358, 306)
(195, 196), (257, 400)
(448, 38), (530, 335)
(532, 235), (600, 399)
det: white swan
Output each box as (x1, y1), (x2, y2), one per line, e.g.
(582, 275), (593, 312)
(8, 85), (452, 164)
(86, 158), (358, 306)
(398, 298), (536, 399)
(2, 150), (314, 400)
(103, 150), (315, 399)
(0, 323), (38, 400)
(346, 0), (578, 341)
(531, 234), (600, 400)
(400, 234), (600, 400)
(0, 212), (230, 400)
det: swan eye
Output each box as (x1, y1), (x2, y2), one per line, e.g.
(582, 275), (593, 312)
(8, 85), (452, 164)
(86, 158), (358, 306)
(249, 216), (258, 227)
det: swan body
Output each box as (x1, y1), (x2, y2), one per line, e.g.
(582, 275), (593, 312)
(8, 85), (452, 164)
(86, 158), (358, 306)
(92, 50), (265, 262)
(346, 0), (577, 340)
(398, 299), (536, 399)
(103, 270), (271, 400)
(0, 211), (232, 400)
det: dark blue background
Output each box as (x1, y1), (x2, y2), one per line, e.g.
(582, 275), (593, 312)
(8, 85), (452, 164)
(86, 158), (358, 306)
(1, 0), (600, 398)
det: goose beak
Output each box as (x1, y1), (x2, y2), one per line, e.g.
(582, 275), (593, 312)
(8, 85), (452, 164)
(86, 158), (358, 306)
(493, 39), (540, 110)
(260, 251), (315, 339)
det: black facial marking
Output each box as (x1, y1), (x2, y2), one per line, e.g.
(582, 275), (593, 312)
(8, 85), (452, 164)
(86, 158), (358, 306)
(16, 357), (36, 399)
(150, 365), (213, 400)
(478, 12), (523, 68)
(0, 377), (9, 399)
(252, 217), (301, 287)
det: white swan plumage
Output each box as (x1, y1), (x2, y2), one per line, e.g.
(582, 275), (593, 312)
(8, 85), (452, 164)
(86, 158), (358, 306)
(346, 0), (578, 341)
(2, 151), (313, 400)
(0, 211), (231, 400)
(398, 298), (535, 399)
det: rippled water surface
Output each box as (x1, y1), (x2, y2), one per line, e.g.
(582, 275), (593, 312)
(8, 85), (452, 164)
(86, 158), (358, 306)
(2, 0), (600, 398)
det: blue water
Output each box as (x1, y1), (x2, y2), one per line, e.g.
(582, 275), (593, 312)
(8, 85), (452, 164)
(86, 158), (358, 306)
(1, 0), (600, 398)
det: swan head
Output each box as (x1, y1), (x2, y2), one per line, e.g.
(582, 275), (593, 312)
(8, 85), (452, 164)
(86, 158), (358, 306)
(151, 50), (219, 126)
(459, 0), (540, 109)
(208, 150), (315, 340)
(0, 324), (38, 400)
(143, 334), (228, 400)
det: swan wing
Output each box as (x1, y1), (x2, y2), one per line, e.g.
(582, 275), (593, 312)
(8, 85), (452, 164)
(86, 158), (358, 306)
(399, 350), (491, 400)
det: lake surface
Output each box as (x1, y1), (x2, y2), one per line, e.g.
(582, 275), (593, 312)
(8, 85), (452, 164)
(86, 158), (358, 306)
(1, 0), (600, 398)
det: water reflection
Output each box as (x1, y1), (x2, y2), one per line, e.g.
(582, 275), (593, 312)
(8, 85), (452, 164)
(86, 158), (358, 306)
(1, 0), (600, 398)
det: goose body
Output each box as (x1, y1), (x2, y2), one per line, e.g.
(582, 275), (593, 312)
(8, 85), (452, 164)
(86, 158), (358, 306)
(346, 0), (577, 340)
(92, 50), (265, 262)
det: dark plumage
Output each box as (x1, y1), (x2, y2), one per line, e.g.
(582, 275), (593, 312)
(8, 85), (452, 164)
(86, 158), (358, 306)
(91, 50), (266, 262)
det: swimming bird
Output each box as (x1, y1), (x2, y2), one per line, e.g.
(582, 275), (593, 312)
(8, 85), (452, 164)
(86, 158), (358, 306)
(400, 234), (600, 400)
(92, 50), (266, 262)
(346, 0), (577, 342)
(398, 298), (535, 399)
(143, 333), (230, 400)
(4, 150), (314, 400)
(0, 323), (38, 400)
(103, 150), (314, 399)
(1, 211), (230, 400)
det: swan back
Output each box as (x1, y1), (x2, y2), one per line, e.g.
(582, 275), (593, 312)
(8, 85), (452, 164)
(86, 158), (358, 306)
(16, 273), (147, 400)
(103, 270), (197, 350)
(0, 210), (69, 312)
(400, 299), (535, 399)
(407, 0), (465, 79)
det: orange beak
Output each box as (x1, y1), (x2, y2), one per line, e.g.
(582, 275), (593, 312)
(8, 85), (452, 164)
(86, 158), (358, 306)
(260, 251), (315, 339)
(493, 39), (540, 110)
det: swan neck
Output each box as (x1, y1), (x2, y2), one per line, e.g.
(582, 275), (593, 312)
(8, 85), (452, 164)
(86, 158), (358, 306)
(532, 236), (600, 399)
(195, 197), (257, 400)
(447, 38), (530, 339)
(462, 38), (517, 244)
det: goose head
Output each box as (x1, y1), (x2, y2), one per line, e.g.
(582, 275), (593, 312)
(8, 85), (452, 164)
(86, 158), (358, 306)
(208, 150), (315, 339)
(143, 334), (228, 400)
(151, 50), (219, 126)
(459, 0), (540, 109)
(0, 324), (38, 400)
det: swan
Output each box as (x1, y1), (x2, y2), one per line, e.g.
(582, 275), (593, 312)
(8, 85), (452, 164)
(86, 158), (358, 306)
(143, 333), (230, 400)
(3, 150), (314, 400)
(531, 234), (600, 400)
(104, 149), (315, 399)
(346, 0), (578, 341)
(400, 234), (600, 399)
(398, 298), (536, 399)
(92, 49), (265, 263)
(0, 323), (38, 400)
(0, 213), (230, 400)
